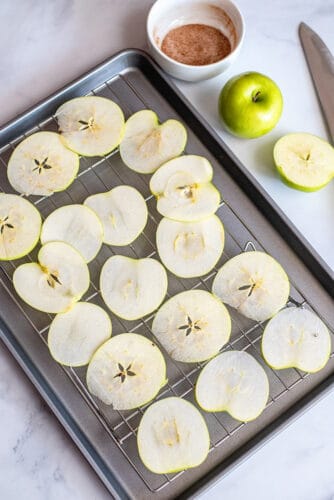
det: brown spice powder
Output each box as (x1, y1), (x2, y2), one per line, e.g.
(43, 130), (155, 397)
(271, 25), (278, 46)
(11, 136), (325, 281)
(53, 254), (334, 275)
(161, 24), (231, 66)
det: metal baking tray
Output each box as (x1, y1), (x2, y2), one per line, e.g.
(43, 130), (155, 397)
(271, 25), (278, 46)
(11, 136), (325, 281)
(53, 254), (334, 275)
(0, 49), (333, 499)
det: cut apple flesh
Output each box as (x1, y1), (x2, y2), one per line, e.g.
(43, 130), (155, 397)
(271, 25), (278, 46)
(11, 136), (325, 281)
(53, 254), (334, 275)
(57, 96), (125, 156)
(196, 350), (269, 421)
(100, 255), (168, 320)
(7, 132), (79, 196)
(212, 251), (290, 322)
(41, 204), (103, 262)
(262, 307), (331, 373)
(84, 185), (147, 246)
(13, 241), (90, 313)
(119, 109), (187, 174)
(0, 193), (41, 260)
(137, 397), (209, 474)
(48, 302), (112, 366)
(156, 215), (224, 278)
(152, 290), (231, 362)
(150, 155), (220, 221)
(86, 333), (167, 409)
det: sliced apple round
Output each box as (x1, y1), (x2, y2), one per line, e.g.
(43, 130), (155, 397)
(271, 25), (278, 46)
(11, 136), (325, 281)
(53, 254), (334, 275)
(152, 290), (231, 362)
(137, 397), (209, 474)
(84, 185), (147, 246)
(262, 307), (331, 373)
(7, 132), (79, 196)
(274, 133), (334, 191)
(196, 350), (269, 421)
(86, 333), (167, 409)
(13, 241), (90, 313)
(0, 193), (42, 260)
(119, 109), (187, 174)
(156, 215), (224, 278)
(41, 204), (103, 262)
(57, 96), (125, 156)
(48, 302), (112, 366)
(150, 155), (220, 221)
(100, 255), (168, 320)
(212, 251), (290, 322)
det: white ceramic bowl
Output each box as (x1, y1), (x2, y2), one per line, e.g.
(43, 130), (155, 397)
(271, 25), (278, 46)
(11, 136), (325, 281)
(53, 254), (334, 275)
(147, 0), (245, 82)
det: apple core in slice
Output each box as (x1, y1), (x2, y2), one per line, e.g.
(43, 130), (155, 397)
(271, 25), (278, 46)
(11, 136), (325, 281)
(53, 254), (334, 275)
(262, 307), (331, 373)
(152, 290), (231, 362)
(86, 333), (167, 409)
(212, 251), (289, 322)
(137, 397), (210, 474)
(119, 110), (187, 174)
(196, 350), (269, 421)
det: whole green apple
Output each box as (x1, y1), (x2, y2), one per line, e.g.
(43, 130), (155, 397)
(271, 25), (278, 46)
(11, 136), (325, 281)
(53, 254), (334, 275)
(218, 72), (283, 138)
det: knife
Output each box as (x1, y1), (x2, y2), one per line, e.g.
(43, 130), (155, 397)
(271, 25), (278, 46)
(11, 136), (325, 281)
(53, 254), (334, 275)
(299, 22), (334, 143)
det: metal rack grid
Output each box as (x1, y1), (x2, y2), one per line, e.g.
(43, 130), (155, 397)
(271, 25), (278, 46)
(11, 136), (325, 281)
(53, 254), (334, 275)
(0, 71), (333, 494)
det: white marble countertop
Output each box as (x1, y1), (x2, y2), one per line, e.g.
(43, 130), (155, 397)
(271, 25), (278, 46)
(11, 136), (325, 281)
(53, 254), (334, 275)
(1, 1), (333, 499)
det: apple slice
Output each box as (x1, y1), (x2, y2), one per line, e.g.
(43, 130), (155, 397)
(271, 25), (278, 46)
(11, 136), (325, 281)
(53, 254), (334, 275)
(212, 251), (289, 322)
(13, 241), (89, 313)
(41, 204), (103, 262)
(150, 155), (220, 221)
(137, 397), (210, 474)
(274, 133), (334, 191)
(84, 185), (147, 246)
(262, 307), (331, 373)
(57, 96), (125, 156)
(48, 302), (112, 366)
(86, 333), (167, 409)
(196, 350), (269, 421)
(152, 290), (231, 362)
(7, 132), (79, 196)
(119, 109), (187, 174)
(100, 255), (168, 320)
(0, 193), (41, 260)
(156, 215), (224, 278)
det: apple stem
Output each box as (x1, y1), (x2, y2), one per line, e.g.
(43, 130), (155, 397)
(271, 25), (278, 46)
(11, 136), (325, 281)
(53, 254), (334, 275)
(252, 91), (261, 103)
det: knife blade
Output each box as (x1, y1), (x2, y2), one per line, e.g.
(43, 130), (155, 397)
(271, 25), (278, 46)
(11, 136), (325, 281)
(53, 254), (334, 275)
(299, 22), (334, 143)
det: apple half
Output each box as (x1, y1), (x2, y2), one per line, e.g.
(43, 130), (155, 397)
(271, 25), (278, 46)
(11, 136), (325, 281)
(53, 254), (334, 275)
(262, 307), (331, 373)
(84, 185), (147, 246)
(86, 333), (167, 409)
(150, 155), (220, 221)
(212, 251), (290, 322)
(137, 397), (210, 474)
(156, 215), (224, 278)
(13, 241), (90, 313)
(196, 350), (269, 421)
(119, 110), (187, 174)
(0, 193), (42, 260)
(57, 96), (125, 156)
(152, 289), (231, 362)
(48, 302), (112, 366)
(7, 132), (79, 196)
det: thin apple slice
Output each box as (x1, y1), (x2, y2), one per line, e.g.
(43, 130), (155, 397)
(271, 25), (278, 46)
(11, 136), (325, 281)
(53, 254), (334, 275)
(48, 302), (112, 366)
(156, 215), (224, 278)
(41, 204), (103, 262)
(196, 350), (269, 421)
(212, 251), (289, 322)
(100, 255), (168, 320)
(150, 155), (220, 221)
(119, 110), (187, 174)
(0, 193), (41, 260)
(84, 185), (147, 246)
(13, 241), (90, 313)
(86, 333), (167, 409)
(57, 96), (125, 156)
(262, 307), (331, 373)
(152, 290), (231, 362)
(137, 397), (209, 474)
(7, 132), (79, 196)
